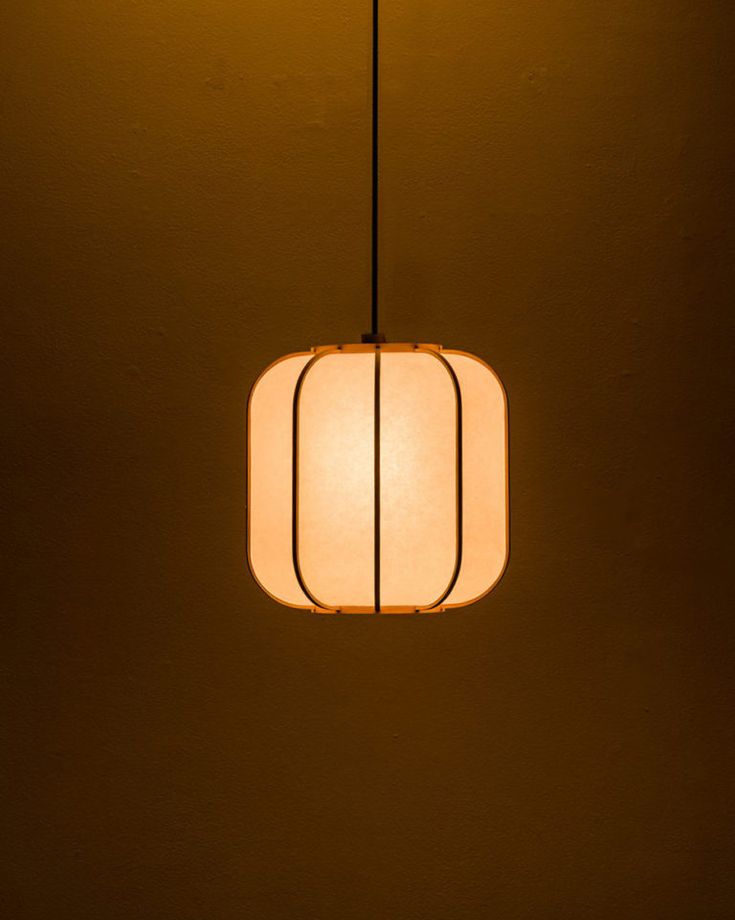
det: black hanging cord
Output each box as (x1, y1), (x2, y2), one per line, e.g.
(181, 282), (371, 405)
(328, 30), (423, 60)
(363, 0), (385, 343)
(371, 0), (379, 335)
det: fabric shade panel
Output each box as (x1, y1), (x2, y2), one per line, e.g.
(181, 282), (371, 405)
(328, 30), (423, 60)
(247, 343), (508, 613)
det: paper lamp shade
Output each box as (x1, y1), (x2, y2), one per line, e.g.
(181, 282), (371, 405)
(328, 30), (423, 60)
(247, 343), (508, 613)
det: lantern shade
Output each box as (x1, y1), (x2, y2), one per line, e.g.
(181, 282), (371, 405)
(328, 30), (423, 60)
(247, 343), (508, 613)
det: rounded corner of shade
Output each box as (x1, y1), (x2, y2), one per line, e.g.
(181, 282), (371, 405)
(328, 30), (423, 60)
(245, 550), (312, 613)
(444, 348), (508, 397)
(442, 543), (510, 611)
(247, 349), (313, 404)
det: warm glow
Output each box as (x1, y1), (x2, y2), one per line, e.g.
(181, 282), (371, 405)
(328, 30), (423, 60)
(247, 343), (508, 613)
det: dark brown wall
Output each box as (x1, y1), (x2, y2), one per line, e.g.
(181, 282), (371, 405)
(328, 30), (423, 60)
(2, 1), (734, 918)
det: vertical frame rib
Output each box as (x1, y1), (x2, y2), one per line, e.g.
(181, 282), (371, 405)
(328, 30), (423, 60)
(291, 350), (340, 612)
(374, 347), (381, 612)
(420, 349), (464, 611)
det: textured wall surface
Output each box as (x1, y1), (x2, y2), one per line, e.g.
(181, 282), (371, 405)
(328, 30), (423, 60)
(2, 1), (734, 918)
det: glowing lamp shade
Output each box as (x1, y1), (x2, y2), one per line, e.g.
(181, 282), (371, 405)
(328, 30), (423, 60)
(247, 343), (508, 613)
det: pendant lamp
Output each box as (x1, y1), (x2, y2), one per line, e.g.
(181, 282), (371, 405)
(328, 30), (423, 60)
(247, 1), (508, 614)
